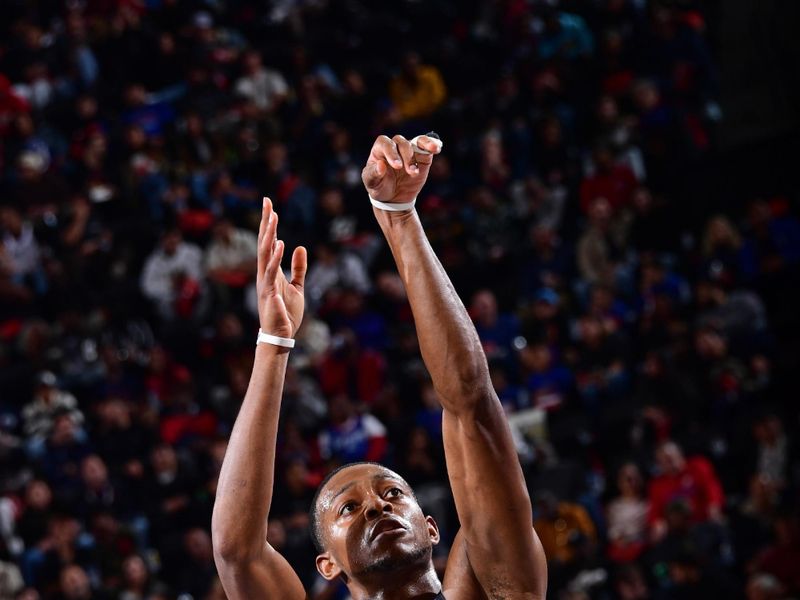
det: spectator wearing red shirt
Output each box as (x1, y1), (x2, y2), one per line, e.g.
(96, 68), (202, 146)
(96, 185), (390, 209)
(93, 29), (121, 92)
(648, 441), (725, 540)
(580, 145), (638, 214)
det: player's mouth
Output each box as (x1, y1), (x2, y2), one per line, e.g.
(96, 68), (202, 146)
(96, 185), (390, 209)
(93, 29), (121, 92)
(369, 517), (408, 542)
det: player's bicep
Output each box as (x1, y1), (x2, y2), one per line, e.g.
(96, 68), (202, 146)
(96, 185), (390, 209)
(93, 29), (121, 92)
(215, 543), (308, 600)
(442, 395), (546, 598)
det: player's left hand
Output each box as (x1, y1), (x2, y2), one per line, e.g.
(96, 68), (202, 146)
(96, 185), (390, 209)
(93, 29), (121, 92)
(361, 134), (442, 204)
(256, 197), (307, 340)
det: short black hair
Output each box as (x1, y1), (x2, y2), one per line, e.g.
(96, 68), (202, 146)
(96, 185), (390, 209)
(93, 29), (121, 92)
(308, 462), (414, 553)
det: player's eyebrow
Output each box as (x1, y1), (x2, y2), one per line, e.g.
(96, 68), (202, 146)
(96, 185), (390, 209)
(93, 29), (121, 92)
(372, 474), (403, 486)
(330, 481), (356, 503)
(330, 474), (403, 503)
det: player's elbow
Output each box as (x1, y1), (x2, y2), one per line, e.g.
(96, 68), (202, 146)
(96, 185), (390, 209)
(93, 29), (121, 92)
(212, 532), (258, 566)
(211, 516), (262, 564)
(436, 375), (494, 416)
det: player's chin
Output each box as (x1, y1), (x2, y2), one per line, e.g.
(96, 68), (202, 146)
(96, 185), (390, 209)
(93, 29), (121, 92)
(357, 541), (430, 576)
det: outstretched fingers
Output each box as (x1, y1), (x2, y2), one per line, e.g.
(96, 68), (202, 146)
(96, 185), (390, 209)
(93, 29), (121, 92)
(265, 238), (285, 291)
(257, 197), (274, 278)
(260, 205), (280, 286)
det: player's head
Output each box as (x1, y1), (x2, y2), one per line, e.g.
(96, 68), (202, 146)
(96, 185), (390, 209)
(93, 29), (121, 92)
(310, 462), (439, 584)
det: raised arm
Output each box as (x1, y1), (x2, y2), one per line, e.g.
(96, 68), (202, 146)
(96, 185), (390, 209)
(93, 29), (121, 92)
(211, 198), (309, 600)
(362, 135), (547, 599)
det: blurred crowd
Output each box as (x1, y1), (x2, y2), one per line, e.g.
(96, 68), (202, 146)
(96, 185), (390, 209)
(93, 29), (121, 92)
(1, 1), (799, 599)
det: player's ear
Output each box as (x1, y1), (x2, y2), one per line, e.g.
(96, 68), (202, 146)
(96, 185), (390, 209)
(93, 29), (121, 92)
(316, 552), (342, 581)
(425, 515), (440, 545)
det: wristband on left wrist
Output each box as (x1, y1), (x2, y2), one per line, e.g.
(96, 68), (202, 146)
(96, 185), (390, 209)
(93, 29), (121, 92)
(256, 330), (295, 348)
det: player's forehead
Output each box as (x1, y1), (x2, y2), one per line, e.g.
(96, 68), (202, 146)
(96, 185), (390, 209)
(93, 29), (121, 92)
(318, 464), (405, 509)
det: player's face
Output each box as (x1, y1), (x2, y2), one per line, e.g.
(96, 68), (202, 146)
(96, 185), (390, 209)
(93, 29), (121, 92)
(315, 464), (439, 582)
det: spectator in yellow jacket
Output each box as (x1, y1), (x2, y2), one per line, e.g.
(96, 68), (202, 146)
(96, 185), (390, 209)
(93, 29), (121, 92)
(389, 52), (446, 121)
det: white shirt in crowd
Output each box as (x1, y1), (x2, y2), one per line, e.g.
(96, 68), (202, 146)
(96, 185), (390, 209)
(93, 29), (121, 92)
(606, 496), (649, 544)
(205, 228), (258, 272)
(234, 68), (288, 112)
(140, 242), (204, 305)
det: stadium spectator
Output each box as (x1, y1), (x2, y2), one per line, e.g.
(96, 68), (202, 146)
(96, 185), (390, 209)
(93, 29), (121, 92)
(388, 52), (446, 123)
(648, 441), (725, 540)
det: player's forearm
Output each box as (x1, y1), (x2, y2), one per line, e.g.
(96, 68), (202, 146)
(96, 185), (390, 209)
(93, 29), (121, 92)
(376, 208), (491, 412)
(212, 344), (289, 562)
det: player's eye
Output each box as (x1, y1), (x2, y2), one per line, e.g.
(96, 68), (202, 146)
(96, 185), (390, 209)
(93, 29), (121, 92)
(339, 501), (357, 516)
(385, 487), (403, 498)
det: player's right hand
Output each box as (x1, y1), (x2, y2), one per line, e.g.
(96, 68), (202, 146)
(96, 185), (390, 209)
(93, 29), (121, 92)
(361, 134), (442, 205)
(256, 198), (307, 340)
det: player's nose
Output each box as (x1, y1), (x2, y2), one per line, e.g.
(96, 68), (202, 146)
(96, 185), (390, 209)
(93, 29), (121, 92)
(364, 494), (392, 521)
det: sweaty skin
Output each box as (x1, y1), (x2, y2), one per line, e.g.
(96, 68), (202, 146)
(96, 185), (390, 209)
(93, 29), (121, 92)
(211, 135), (547, 600)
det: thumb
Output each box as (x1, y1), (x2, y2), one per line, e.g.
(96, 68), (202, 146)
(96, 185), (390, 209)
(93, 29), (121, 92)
(291, 246), (307, 289)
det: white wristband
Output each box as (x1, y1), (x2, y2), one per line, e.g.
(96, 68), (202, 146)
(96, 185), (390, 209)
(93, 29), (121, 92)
(369, 195), (416, 212)
(256, 330), (295, 348)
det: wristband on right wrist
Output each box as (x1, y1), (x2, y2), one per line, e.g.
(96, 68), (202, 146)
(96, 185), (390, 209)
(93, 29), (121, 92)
(369, 195), (416, 212)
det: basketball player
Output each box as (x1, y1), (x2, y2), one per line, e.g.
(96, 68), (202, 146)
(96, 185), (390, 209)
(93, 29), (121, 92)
(212, 134), (547, 599)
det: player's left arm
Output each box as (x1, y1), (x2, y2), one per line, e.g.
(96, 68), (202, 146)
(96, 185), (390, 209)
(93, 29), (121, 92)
(363, 134), (547, 599)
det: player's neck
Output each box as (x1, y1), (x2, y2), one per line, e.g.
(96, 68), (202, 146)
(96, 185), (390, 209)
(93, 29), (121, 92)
(348, 561), (441, 600)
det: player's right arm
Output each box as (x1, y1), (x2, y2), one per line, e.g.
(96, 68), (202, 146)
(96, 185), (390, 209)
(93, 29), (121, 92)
(211, 198), (309, 600)
(362, 134), (547, 599)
